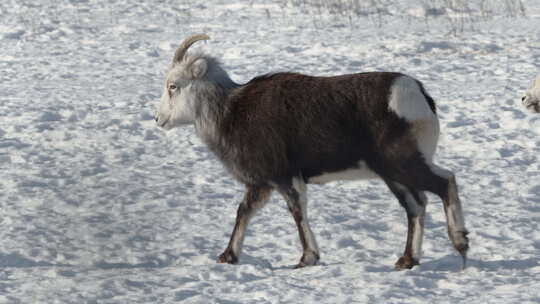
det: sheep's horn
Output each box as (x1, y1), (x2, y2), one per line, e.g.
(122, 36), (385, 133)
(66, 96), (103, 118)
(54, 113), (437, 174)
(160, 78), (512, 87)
(173, 34), (210, 63)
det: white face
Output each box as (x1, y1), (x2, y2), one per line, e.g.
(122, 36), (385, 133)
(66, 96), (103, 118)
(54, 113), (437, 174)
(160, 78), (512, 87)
(155, 56), (209, 129)
(155, 68), (196, 130)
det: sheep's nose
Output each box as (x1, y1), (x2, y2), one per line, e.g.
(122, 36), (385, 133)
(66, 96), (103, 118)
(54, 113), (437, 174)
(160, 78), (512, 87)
(154, 115), (159, 123)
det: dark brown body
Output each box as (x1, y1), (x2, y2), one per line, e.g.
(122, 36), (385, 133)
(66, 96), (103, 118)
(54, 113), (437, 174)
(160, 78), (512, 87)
(208, 72), (435, 189)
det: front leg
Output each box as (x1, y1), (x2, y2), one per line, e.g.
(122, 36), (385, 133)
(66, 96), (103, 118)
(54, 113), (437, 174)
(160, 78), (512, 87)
(218, 185), (272, 264)
(277, 177), (320, 268)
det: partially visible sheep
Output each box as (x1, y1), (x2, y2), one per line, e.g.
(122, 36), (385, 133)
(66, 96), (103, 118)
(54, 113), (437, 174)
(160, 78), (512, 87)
(522, 74), (540, 113)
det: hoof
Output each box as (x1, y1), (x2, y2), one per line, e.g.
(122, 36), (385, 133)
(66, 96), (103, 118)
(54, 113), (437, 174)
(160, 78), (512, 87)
(453, 230), (469, 269)
(450, 243), (469, 270)
(460, 251), (468, 270)
(457, 242), (469, 270)
(217, 249), (238, 264)
(394, 256), (419, 271)
(294, 251), (319, 269)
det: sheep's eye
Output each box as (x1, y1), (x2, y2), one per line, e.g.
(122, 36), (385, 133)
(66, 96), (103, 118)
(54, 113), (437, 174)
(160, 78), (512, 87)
(169, 84), (177, 91)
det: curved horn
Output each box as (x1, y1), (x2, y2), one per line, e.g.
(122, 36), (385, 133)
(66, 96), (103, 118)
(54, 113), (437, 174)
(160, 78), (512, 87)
(173, 34), (210, 63)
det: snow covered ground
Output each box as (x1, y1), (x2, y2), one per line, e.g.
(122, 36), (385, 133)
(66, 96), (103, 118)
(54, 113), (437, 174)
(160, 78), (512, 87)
(1, 0), (539, 303)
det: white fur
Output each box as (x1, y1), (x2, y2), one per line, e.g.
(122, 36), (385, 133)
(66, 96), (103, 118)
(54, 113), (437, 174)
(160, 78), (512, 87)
(155, 53), (237, 131)
(155, 68), (198, 129)
(429, 164), (467, 247)
(412, 215), (424, 260)
(522, 74), (540, 113)
(388, 76), (440, 162)
(411, 118), (440, 163)
(292, 177), (319, 256)
(411, 191), (427, 261)
(308, 161), (378, 184)
(389, 76), (434, 122)
(393, 183), (426, 260)
(230, 191), (271, 256)
(429, 163), (453, 179)
(229, 223), (245, 255)
(447, 181), (466, 232)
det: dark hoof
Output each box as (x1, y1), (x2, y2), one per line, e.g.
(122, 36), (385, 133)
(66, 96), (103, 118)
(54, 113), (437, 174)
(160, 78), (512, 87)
(394, 256), (419, 271)
(217, 249), (238, 264)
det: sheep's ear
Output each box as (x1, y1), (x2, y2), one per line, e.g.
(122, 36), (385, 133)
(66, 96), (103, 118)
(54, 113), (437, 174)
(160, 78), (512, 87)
(189, 58), (208, 79)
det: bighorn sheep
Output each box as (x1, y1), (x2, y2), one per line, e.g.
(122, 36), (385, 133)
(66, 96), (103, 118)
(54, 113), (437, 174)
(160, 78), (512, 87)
(155, 34), (469, 270)
(522, 74), (540, 113)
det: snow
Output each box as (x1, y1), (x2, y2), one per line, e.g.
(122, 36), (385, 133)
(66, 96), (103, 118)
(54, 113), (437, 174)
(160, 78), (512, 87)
(1, 0), (539, 303)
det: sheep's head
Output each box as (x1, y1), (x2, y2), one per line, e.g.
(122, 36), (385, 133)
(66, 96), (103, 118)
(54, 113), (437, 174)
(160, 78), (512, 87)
(155, 34), (210, 129)
(522, 75), (540, 113)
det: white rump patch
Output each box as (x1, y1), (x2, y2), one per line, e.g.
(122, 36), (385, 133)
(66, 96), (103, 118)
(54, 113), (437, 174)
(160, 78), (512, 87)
(308, 161), (379, 184)
(388, 76), (435, 122)
(389, 76), (440, 162)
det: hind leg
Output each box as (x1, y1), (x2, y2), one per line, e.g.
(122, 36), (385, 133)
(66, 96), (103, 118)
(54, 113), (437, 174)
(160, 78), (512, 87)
(375, 155), (469, 269)
(385, 181), (427, 270)
(401, 162), (469, 267)
(429, 164), (469, 265)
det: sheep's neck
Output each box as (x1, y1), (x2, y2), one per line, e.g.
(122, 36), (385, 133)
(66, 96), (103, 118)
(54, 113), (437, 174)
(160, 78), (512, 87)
(194, 83), (234, 149)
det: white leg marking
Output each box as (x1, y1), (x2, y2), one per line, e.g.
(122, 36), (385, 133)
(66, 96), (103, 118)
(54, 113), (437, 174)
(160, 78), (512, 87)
(394, 183), (426, 261)
(430, 164), (468, 247)
(447, 180), (466, 232)
(412, 215), (424, 260)
(411, 194), (427, 261)
(229, 191), (271, 256)
(292, 177), (319, 255)
(229, 211), (248, 255)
